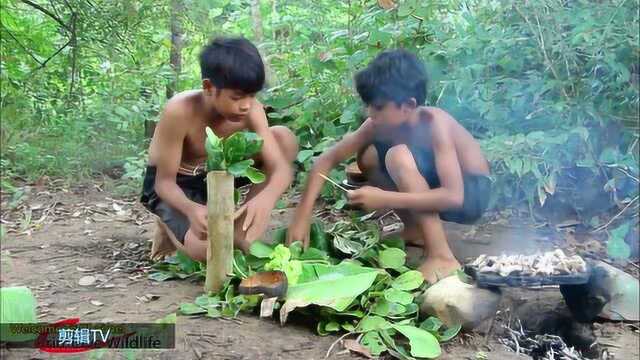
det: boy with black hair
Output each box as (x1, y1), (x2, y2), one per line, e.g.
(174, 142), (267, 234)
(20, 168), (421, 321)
(287, 49), (491, 284)
(142, 37), (298, 261)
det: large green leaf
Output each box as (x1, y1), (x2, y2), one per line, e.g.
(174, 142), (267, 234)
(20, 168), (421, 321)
(227, 159), (254, 177)
(245, 166), (266, 184)
(356, 316), (392, 332)
(378, 248), (407, 269)
(391, 271), (424, 291)
(383, 288), (414, 305)
(0, 287), (38, 342)
(281, 263), (381, 322)
(391, 325), (441, 358)
(361, 331), (388, 356)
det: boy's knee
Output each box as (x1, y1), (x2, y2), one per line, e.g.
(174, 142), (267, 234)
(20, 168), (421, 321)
(385, 144), (419, 176)
(270, 126), (298, 162)
(356, 145), (379, 176)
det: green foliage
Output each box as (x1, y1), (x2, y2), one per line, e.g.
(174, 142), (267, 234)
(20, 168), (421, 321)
(151, 216), (458, 359)
(204, 127), (265, 182)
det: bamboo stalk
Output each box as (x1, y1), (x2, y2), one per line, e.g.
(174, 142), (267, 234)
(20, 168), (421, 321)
(318, 172), (349, 193)
(205, 171), (234, 295)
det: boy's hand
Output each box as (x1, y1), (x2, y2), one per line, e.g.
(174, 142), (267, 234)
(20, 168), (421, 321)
(188, 204), (208, 239)
(286, 217), (311, 248)
(347, 186), (388, 211)
(235, 194), (275, 243)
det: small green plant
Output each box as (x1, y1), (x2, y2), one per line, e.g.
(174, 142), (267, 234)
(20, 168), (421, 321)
(204, 127), (265, 183)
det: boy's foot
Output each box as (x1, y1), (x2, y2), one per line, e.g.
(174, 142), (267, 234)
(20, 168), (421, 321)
(151, 218), (179, 260)
(418, 256), (462, 284)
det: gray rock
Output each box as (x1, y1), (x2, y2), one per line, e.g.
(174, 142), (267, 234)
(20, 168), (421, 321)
(420, 276), (501, 330)
(561, 260), (639, 322)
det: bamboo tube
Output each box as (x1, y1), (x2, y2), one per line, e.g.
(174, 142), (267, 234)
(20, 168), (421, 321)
(204, 171), (234, 295)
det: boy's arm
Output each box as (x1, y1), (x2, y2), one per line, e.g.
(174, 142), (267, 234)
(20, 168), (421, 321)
(380, 118), (464, 211)
(153, 103), (208, 237)
(288, 119), (376, 246)
(246, 100), (292, 202)
(236, 100), (293, 242)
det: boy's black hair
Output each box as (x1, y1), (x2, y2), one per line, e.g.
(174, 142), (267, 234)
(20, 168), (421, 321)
(199, 37), (265, 94)
(354, 49), (427, 107)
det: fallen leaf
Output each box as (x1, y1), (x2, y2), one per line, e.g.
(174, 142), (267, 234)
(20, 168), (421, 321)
(136, 294), (160, 303)
(78, 276), (96, 286)
(344, 339), (373, 359)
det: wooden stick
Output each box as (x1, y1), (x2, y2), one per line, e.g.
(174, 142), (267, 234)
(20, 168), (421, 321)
(317, 172), (349, 193)
(205, 171), (234, 295)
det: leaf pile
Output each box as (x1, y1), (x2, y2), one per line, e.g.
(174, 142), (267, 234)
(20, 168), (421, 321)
(150, 219), (461, 359)
(204, 127), (265, 184)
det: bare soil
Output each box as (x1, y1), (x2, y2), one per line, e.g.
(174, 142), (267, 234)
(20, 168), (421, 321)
(1, 179), (637, 359)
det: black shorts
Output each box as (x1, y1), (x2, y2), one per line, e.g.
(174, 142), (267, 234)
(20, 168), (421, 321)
(140, 166), (250, 243)
(374, 141), (491, 224)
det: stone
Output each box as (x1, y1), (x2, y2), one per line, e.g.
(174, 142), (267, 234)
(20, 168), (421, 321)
(420, 275), (501, 330)
(561, 260), (639, 322)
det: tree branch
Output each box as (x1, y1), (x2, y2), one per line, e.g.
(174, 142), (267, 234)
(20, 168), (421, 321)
(2, 25), (44, 66)
(19, 0), (70, 31)
(31, 39), (71, 72)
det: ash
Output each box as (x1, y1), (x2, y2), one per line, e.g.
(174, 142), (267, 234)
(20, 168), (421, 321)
(499, 320), (609, 360)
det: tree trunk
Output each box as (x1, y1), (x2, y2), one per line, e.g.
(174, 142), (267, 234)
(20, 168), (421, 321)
(166, 0), (184, 100)
(251, 0), (277, 87)
(148, 0), (184, 139)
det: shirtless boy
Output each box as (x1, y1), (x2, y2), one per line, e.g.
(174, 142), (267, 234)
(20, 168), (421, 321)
(141, 37), (298, 261)
(287, 49), (491, 283)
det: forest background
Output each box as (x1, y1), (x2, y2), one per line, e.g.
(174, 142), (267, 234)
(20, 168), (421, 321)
(1, 0), (638, 257)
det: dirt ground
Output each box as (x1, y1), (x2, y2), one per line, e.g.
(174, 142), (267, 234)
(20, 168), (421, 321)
(1, 179), (638, 360)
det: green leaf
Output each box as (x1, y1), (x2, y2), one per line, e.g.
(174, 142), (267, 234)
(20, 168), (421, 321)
(361, 331), (388, 356)
(420, 317), (443, 332)
(176, 250), (200, 274)
(180, 303), (206, 315)
(317, 321), (330, 336)
(382, 236), (406, 250)
(148, 271), (175, 282)
(378, 248), (407, 269)
(228, 159), (254, 177)
(310, 222), (331, 252)
(0, 287), (38, 342)
(439, 324), (462, 342)
(392, 325), (442, 358)
(341, 322), (356, 332)
(249, 241), (274, 258)
(300, 247), (329, 261)
(383, 288), (414, 305)
(206, 307), (222, 318)
(245, 166), (266, 184)
(391, 270), (424, 291)
(371, 298), (391, 316)
(357, 315), (392, 332)
(272, 227), (287, 244)
(325, 321), (341, 332)
(154, 313), (176, 324)
(297, 149), (315, 163)
(284, 263), (380, 313)
(194, 294), (221, 308)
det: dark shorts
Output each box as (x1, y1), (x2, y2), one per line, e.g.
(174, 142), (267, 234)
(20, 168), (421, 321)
(140, 166), (249, 243)
(374, 141), (491, 225)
